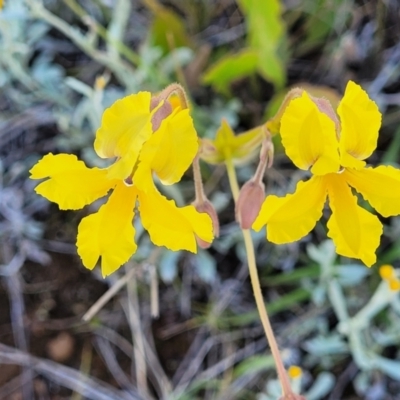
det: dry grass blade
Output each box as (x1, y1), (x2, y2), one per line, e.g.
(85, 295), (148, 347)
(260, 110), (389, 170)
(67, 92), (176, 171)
(173, 332), (215, 388)
(0, 343), (141, 400)
(195, 338), (266, 383)
(122, 269), (172, 398)
(1, 244), (34, 400)
(93, 336), (140, 395)
(173, 268), (248, 388)
(126, 269), (150, 397)
(82, 265), (137, 322)
(95, 326), (135, 359)
(0, 371), (38, 399)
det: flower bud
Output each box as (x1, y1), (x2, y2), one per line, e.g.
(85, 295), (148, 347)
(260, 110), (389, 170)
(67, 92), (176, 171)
(288, 365), (302, 379)
(94, 74), (109, 90)
(235, 180), (265, 229)
(193, 199), (220, 249)
(199, 138), (220, 164)
(313, 97), (340, 132)
(150, 84), (189, 131)
(379, 264), (396, 280)
(389, 279), (400, 292)
(259, 133), (274, 169)
(150, 100), (173, 132)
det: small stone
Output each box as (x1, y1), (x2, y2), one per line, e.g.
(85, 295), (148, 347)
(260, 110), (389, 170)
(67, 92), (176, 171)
(46, 331), (75, 363)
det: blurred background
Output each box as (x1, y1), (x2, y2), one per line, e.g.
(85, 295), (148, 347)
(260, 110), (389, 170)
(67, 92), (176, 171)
(1, 0), (400, 399)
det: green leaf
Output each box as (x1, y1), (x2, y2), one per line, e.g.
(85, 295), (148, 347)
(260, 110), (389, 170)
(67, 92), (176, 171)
(237, 0), (286, 88)
(303, 334), (348, 356)
(336, 264), (370, 287)
(374, 357), (400, 380)
(261, 264), (320, 285)
(233, 355), (275, 378)
(382, 125), (400, 164)
(193, 249), (217, 283)
(159, 250), (180, 282)
(144, 0), (191, 54)
(305, 372), (335, 400)
(223, 287), (310, 326)
(202, 48), (258, 94)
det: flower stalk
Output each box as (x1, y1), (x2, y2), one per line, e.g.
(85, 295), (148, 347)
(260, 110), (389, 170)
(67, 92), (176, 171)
(266, 88), (303, 135)
(235, 128), (274, 229)
(153, 82), (189, 110)
(225, 158), (301, 399)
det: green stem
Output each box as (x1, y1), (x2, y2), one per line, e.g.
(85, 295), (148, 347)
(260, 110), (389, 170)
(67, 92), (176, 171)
(226, 159), (240, 201)
(63, 0), (141, 66)
(225, 159), (294, 398)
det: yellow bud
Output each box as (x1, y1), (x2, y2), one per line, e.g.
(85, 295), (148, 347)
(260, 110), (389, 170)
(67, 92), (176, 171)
(288, 365), (303, 379)
(199, 138), (220, 165)
(379, 264), (395, 281)
(388, 279), (400, 292)
(94, 75), (108, 90)
(235, 180), (265, 229)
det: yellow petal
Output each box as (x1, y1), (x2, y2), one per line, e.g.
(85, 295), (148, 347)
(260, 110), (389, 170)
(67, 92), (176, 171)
(200, 120), (236, 164)
(132, 160), (153, 193)
(77, 182), (137, 277)
(213, 119), (236, 162)
(252, 176), (327, 243)
(29, 153), (116, 210)
(94, 92), (153, 179)
(137, 185), (213, 252)
(280, 91), (340, 175)
(139, 108), (199, 185)
(326, 173), (382, 266)
(338, 81), (381, 169)
(343, 166), (400, 217)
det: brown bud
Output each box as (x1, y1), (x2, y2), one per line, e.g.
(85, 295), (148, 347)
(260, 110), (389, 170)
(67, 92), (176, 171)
(258, 133), (274, 171)
(235, 180), (265, 229)
(193, 199), (220, 248)
(312, 97), (340, 132)
(196, 237), (212, 249)
(151, 100), (173, 132)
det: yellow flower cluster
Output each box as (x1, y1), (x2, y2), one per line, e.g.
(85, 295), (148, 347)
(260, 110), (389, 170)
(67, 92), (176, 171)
(30, 79), (400, 275)
(30, 91), (214, 277)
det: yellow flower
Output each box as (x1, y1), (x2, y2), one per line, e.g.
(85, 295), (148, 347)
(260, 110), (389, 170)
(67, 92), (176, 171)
(253, 81), (400, 266)
(201, 119), (264, 165)
(30, 92), (214, 277)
